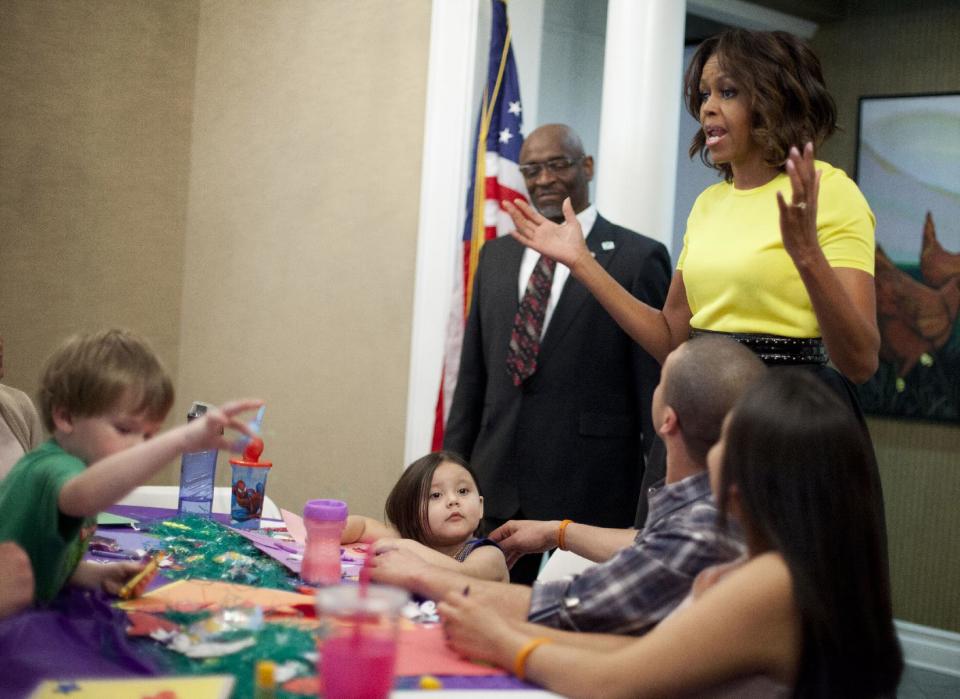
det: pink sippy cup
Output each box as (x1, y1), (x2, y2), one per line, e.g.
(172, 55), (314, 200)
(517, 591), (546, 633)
(301, 499), (348, 585)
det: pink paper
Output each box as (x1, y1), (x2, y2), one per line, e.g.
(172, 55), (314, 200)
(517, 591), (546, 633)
(394, 625), (506, 677)
(281, 508), (307, 544)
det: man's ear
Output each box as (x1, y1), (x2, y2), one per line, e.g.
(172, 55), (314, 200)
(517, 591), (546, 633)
(659, 405), (680, 437)
(582, 155), (595, 182)
(51, 405), (74, 434)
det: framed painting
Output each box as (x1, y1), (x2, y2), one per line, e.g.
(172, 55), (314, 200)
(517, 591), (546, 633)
(855, 92), (960, 422)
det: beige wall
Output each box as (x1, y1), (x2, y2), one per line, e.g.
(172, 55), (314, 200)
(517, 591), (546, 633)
(0, 0), (430, 521)
(0, 0), (197, 413)
(179, 1), (430, 518)
(813, 0), (960, 632)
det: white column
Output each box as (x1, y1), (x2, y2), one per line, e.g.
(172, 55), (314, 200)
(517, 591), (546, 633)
(404, 1), (480, 465)
(595, 0), (687, 253)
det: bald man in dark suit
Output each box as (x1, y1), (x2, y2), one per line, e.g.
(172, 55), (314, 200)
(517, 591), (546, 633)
(445, 124), (670, 583)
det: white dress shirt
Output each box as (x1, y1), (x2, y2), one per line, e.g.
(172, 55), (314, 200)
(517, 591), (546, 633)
(517, 204), (597, 337)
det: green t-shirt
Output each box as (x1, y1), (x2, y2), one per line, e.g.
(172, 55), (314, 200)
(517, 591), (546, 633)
(0, 439), (96, 602)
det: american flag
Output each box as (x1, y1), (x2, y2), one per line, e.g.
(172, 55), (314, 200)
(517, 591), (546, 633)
(432, 0), (528, 448)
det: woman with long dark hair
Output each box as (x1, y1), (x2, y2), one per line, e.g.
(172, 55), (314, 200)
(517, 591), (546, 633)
(440, 370), (902, 697)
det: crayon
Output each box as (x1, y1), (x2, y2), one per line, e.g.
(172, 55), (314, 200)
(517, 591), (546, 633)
(118, 554), (161, 599)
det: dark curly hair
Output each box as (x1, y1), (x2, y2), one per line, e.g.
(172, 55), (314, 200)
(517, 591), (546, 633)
(684, 28), (838, 182)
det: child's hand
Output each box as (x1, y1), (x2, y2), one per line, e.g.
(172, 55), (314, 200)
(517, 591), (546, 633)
(182, 399), (264, 454)
(70, 560), (156, 597)
(99, 561), (156, 597)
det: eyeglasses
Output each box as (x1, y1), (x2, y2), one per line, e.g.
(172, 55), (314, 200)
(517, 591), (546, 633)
(518, 156), (584, 179)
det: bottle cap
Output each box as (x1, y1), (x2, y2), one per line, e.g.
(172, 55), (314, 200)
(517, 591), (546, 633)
(304, 498), (348, 522)
(255, 659), (276, 688)
(243, 436), (264, 462)
(187, 401), (211, 422)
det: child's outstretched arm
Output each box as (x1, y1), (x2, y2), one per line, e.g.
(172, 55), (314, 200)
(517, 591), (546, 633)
(375, 538), (509, 583)
(58, 399), (263, 518)
(341, 515), (399, 544)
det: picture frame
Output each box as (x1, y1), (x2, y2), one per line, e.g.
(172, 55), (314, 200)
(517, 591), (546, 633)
(854, 92), (960, 422)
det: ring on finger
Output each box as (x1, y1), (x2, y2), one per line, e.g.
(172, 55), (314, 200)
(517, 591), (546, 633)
(792, 202), (807, 210)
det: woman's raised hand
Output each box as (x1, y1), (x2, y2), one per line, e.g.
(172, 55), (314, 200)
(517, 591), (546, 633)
(505, 197), (590, 269)
(776, 142), (822, 265)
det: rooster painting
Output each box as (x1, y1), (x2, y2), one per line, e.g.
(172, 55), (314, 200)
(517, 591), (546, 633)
(861, 212), (960, 421)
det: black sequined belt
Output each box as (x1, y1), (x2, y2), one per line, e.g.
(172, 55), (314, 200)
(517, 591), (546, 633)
(689, 329), (828, 366)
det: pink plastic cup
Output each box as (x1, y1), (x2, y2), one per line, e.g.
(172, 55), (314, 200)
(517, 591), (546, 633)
(301, 499), (348, 586)
(315, 584), (409, 699)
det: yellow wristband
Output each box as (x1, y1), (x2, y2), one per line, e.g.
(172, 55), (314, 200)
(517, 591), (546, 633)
(514, 637), (554, 680)
(557, 519), (573, 551)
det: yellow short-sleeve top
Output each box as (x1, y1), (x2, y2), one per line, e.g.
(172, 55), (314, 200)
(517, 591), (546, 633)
(677, 161), (875, 338)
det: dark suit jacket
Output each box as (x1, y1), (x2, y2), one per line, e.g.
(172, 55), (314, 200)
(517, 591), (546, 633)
(444, 215), (671, 527)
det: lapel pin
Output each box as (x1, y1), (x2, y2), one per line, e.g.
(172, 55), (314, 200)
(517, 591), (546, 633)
(601, 241), (615, 251)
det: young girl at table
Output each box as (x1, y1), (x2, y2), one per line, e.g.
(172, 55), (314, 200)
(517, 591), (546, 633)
(440, 370), (902, 697)
(341, 451), (509, 582)
(0, 329), (262, 604)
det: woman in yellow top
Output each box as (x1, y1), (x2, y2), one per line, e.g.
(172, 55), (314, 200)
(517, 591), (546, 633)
(505, 29), (880, 395)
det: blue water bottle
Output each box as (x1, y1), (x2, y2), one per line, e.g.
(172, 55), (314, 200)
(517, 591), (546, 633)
(177, 401), (217, 516)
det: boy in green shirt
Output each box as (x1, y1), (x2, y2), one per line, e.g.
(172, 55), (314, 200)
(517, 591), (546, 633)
(0, 329), (261, 603)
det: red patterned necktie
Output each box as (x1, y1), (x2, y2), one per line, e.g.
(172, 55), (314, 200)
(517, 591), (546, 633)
(506, 255), (557, 386)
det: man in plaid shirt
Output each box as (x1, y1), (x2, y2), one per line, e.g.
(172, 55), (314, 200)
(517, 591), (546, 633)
(372, 336), (763, 635)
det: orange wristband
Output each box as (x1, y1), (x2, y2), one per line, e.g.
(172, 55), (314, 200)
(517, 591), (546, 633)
(514, 637), (554, 680)
(557, 519), (573, 551)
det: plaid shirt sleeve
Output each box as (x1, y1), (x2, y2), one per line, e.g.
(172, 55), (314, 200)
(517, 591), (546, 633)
(527, 500), (743, 635)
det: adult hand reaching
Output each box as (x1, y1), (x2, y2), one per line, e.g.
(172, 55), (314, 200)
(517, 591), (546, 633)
(489, 520), (560, 568)
(368, 545), (428, 589)
(505, 197), (591, 271)
(776, 142), (822, 266)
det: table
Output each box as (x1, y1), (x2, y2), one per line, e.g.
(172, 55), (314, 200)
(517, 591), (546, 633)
(2, 506), (562, 698)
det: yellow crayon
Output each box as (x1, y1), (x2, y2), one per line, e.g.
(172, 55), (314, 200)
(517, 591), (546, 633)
(118, 554), (161, 599)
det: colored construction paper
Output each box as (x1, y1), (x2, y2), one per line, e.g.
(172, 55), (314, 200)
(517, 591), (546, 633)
(124, 610), (180, 637)
(116, 579), (314, 613)
(395, 625), (507, 677)
(281, 508), (307, 544)
(96, 511), (139, 526)
(28, 675), (234, 698)
(233, 528), (304, 574)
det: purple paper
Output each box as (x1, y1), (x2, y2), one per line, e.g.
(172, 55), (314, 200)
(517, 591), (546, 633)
(232, 528), (304, 574)
(0, 587), (161, 698)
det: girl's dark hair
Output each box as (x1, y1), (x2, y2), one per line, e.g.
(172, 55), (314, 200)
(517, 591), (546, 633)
(684, 28), (837, 182)
(719, 370), (902, 697)
(384, 450), (481, 546)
